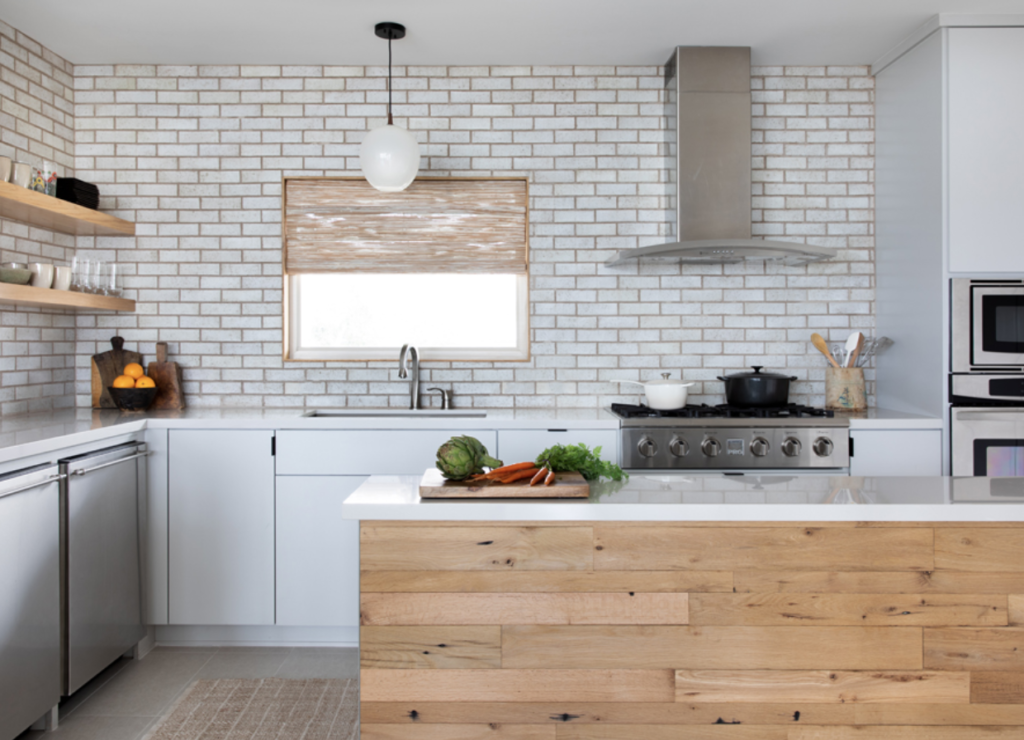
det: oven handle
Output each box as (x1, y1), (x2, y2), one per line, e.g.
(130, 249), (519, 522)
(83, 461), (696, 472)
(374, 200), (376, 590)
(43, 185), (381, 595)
(955, 410), (1024, 421)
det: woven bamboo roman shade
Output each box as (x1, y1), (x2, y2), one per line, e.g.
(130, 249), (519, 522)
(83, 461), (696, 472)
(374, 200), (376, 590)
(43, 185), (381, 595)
(283, 177), (528, 274)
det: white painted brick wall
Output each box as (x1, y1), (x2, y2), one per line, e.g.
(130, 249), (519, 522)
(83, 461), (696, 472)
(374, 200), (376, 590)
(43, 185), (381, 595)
(67, 62), (874, 410)
(0, 22), (77, 416)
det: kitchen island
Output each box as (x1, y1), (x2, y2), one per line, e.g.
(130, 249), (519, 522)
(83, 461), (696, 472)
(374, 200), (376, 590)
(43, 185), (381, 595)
(344, 475), (1024, 740)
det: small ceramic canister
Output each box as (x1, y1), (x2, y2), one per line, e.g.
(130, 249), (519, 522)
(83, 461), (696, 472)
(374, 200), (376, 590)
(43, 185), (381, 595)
(0, 155), (11, 183)
(11, 161), (32, 188)
(29, 263), (55, 288)
(53, 265), (72, 291)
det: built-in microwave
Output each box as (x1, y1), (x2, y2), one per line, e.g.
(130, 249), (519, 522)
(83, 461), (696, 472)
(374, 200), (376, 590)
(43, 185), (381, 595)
(951, 279), (1024, 404)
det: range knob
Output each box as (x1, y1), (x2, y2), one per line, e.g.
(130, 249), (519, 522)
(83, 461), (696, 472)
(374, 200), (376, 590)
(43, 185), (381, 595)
(701, 437), (722, 457)
(781, 437), (802, 458)
(750, 437), (770, 457)
(637, 436), (658, 458)
(669, 436), (688, 458)
(813, 437), (834, 457)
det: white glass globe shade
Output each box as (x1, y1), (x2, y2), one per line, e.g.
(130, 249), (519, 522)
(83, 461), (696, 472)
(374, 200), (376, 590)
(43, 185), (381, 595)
(360, 124), (421, 192)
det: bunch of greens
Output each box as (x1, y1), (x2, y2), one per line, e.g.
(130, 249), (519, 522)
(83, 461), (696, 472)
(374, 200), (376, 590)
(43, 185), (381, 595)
(535, 443), (628, 482)
(436, 435), (503, 480)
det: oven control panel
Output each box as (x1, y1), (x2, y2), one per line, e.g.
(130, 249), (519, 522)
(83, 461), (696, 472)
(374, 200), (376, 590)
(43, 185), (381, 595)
(622, 427), (850, 470)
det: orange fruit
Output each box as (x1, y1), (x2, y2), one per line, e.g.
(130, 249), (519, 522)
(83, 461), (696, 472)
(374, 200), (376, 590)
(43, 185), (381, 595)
(112, 375), (136, 389)
(124, 362), (144, 379)
(135, 376), (156, 389)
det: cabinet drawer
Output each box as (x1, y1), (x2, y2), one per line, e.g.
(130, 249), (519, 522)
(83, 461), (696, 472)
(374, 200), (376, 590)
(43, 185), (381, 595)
(276, 430), (498, 475)
(850, 429), (942, 476)
(498, 429), (619, 465)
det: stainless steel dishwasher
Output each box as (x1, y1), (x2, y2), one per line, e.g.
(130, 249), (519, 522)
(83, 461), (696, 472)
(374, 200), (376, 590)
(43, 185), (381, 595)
(0, 463), (63, 740)
(60, 443), (148, 696)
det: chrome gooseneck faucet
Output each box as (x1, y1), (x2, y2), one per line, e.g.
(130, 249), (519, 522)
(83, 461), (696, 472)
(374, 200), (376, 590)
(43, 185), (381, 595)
(397, 344), (420, 410)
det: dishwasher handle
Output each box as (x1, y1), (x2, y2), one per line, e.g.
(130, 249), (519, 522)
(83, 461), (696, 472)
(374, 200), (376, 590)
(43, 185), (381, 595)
(0, 472), (66, 500)
(70, 450), (151, 477)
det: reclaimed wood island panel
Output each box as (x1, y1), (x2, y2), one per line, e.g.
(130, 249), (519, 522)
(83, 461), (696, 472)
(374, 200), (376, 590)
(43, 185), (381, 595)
(359, 522), (1024, 739)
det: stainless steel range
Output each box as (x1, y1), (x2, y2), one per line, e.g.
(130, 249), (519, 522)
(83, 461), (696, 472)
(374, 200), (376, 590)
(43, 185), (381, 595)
(613, 403), (850, 472)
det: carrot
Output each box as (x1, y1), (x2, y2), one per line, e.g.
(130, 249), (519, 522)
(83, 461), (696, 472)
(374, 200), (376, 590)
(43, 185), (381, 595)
(544, 469), (556, 486)
(529, 467), (548, 486)
(484, 461), (537, 478)
(495, 467), (541, 484)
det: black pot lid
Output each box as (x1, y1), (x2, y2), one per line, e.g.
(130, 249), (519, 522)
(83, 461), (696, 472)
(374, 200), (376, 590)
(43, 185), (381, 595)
(719, 365), (797, 381)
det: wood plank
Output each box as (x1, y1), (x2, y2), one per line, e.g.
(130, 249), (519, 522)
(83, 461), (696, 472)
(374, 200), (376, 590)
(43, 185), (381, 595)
(361, 592), (688, 626)
(854, 703), (1024, 724)
(360, 702), (856, 726)
(1009, 595), (1024, 625)
(690, 593), (1007, 627)
(0, 179), (135, 236)
(501, 626), (923, 670)
(361, 570), (733, 593)
(735, 571), (1024, 594)
(970, 671), (1024, 703)
(361, 725), (554, 740)
(674, 670), (970, 704)
(360, 626), (501, 669)
(361, 526), (593, 571)
(935, 529), (1024, 572)
(924, 628), (1024, 670)
(791, 728), (1024, 740)
(0, 282), (135, 312)
(594, 527), (933, 572)
(361, 669), (675, 703)
(556, 726), (786, 740)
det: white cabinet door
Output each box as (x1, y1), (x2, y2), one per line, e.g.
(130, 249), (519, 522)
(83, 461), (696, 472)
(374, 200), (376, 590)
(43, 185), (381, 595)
(276, 476), (364, 627)
(276, 430), (498, 475)
(498, 429), (620, 465)
(169, 430), (276, 625)
(948, 27), (1024, 273)
(849, 430), (942, 476)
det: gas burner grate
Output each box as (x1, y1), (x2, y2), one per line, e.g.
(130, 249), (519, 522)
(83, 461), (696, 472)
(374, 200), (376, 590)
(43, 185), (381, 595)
(610, 402), (834, 419)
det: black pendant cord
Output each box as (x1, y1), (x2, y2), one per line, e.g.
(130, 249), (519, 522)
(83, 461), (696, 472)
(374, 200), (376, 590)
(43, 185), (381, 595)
(387, 36), (393, 125)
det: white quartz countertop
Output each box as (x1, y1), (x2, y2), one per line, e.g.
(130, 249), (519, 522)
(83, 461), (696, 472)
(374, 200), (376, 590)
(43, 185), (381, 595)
(341, 474), (1022, 522)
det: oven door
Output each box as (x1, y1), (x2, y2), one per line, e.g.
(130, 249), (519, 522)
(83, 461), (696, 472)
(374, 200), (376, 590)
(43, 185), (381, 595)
(952, 407), (1024, 476)
(971, 286), (1024, 368)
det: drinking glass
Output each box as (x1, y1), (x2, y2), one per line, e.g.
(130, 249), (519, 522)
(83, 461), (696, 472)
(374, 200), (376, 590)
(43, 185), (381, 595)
(70, 256), (90, 293)
(103, 263), (122, 297)
(87, 260), (104, 295)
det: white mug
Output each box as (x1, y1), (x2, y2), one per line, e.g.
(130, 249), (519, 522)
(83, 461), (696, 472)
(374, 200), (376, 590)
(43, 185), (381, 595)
(53, 265), (72, 291)
(29, 262), (55, 288)
(12, 162), (32, 188)
(0, 156), (11, 183)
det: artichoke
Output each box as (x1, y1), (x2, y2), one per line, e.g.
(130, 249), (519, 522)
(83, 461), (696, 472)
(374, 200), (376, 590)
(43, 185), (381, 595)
(436, 435), (502, 480)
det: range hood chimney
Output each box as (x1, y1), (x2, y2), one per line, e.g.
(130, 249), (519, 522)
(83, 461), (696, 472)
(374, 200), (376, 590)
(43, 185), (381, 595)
(606, 46), (835, 267)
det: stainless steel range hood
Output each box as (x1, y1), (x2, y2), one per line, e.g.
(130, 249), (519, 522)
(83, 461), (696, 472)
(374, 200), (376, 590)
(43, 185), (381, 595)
(605, 47), (836, 268)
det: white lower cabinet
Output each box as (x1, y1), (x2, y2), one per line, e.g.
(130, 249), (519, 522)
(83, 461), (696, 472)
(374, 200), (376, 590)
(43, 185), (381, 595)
(168, 429), (276, 625)
(275, 476), (364, 627)
(849, 429), (942, 476)
(498, 429), (619, 464)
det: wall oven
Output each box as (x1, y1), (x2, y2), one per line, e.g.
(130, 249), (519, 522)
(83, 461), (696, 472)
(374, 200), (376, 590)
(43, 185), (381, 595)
(952, 279), (1024, 389)
(951, 407), (1024, 477)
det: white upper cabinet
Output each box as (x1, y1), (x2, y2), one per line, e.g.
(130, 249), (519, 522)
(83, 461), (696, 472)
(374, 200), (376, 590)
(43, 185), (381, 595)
(948, 27), (1024, 273)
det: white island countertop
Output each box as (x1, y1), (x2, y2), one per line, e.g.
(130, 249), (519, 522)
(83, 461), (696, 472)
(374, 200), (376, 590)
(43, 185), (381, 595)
(341, 474), (1023, 522)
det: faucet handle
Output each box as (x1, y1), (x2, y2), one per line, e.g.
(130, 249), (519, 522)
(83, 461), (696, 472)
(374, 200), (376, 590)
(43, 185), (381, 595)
(426, 387), (450, 410)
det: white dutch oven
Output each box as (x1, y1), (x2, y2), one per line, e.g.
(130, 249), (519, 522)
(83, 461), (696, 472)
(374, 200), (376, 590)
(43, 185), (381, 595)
(616, 373), (695, 410)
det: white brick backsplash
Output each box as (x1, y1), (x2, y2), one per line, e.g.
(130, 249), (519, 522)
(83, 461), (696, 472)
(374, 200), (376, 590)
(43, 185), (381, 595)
(0, 20), (877, 413)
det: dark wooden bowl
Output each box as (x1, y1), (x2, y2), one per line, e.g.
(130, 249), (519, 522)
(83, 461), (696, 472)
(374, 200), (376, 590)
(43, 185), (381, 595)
(108, 386), (157, 411)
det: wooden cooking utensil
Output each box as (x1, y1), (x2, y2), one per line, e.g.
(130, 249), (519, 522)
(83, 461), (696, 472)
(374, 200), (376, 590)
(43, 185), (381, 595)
(811, 333), (841, 368)
(91, 336), (143, 408)
(847, 332), (865, 368)
(147, 341), (185, 410)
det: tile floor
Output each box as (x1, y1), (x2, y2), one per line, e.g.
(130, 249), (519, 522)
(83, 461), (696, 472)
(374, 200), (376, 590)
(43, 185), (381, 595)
(16, 647), (359, 740)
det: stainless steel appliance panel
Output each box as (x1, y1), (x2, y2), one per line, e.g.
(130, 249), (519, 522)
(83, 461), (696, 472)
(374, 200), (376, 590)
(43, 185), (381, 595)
(0, 464), (61, 739)
(951, 407), (1024, 477)
(952, 279), (1024, 372)
(61, 443), (146, 696)
(951, 373), (1024, 404)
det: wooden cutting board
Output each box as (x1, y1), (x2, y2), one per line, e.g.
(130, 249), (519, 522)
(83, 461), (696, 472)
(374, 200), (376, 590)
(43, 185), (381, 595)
(148, 341), (185, 410)
(419, 468), (590, 499)
(91, 336), (142, 409)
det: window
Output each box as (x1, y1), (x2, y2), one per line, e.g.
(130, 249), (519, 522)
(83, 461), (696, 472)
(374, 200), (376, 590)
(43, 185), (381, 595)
(283, 177), (529, 361)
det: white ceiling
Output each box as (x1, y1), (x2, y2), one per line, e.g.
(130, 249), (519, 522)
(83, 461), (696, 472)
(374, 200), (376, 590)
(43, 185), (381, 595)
(1, 0), (1023, 67)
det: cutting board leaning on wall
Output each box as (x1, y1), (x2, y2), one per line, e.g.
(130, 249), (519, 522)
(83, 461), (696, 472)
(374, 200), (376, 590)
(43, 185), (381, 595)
(91, 336), (142, 408)
(147, 342), (185, 410)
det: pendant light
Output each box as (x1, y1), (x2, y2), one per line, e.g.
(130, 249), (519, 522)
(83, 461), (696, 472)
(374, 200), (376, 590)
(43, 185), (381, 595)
(360, 22), (421, 192)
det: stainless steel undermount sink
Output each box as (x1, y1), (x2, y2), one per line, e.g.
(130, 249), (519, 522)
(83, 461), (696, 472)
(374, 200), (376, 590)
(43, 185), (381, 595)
(302, 409), (487, 418)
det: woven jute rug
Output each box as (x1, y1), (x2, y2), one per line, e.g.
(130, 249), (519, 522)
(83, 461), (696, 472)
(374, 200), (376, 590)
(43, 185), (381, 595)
(142, 678), (358, 740)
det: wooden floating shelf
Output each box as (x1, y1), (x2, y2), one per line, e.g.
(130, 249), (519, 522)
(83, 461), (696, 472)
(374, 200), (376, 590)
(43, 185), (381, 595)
(0, 282), (135, 312)
(0, 180), (135, 237)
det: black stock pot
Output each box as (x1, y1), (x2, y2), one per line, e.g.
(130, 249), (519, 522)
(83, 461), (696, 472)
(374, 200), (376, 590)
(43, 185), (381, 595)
(718, 366), (798, 408)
